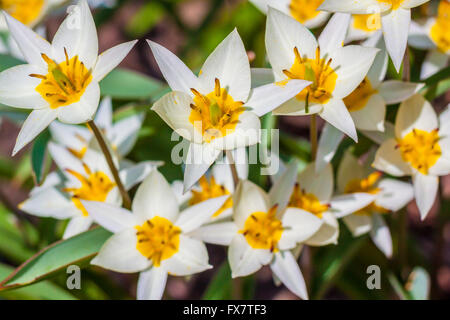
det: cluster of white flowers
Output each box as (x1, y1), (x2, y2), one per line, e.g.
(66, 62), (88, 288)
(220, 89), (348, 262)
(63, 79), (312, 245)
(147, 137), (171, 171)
(0, 0), (448, 301)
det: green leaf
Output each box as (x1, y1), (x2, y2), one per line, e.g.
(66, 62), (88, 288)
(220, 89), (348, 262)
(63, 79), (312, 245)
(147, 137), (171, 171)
(0, 54), (23, 71)
(31, 129), (51, 185)
(0, 227), (112, 291)
(202, 262), (232, 300)
(0, 263), (77, 300)
(100, 68), (166, 100)
(125, 2), (166, 38)
(406, 267), (430, 300)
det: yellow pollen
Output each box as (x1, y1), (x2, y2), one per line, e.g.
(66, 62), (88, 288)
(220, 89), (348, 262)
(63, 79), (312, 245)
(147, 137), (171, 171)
(352, 13), (382, 32)
(30, 50), (92, 109)
(189, 175), (232, 218)
(288, 183), (329, 218)
(344, 172), (388, 216)
(63, 165), (115, 217)
(377, 0), (405, 10)
(1, 0), (44, 26)
(397, 128), (442, 175)
(135, 216), (181, 267)
(68, 146), (88, 159)
(429, 0), (450, 53)
(344, 77), (377, 112)
(284, 46), (338, 105)
(188, 78), (245, 143)
(240, 205), (283, 252)
(288, 0), (324, 24)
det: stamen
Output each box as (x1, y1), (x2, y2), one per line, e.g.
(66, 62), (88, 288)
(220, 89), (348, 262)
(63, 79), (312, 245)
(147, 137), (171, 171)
(29, 74), (47, 80)
(215, 78), (221, 96)
(64, 47), (70, 66)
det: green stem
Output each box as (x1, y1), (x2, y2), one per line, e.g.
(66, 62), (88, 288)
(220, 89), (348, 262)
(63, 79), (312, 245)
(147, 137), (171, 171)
(88, 120), (131, 210)
(310, 114), (318, 161)
(226, 151), (239, 188)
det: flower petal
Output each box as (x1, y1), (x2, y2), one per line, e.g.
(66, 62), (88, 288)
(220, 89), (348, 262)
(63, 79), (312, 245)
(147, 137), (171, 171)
(146, 40), (198, 94)
(270, 251), (308, 300)
(318, 0), (388, 14)
(94, 97), (113, 130)
(420, 49), (448, 80)
(82, 200), (136, 233)
(378, 81), (424, 105)
(316, 123), (344, 172)
(331, 193), (377, 218)
(63, 216), (93, 239)
(320, 98), (358, 142)
(408, 20), (435, 50)
(233, 180), (270, 229)
(19, 187), (77, 219)
(13, 108), (57, 156)
(110, 113), (145, 156)
(269, 160), (298, 212)
(349, 93), (386, 131)
(92, 40), (137, 81)
(342, 214), (372, 236)
(305, 212), (339, 246)
(370, 213), (393, 258)
(251, 68), (275, 88)
(413, 172), (438, 220)
(361, 121), (395, 144)
(298, 161), (333, 203)
(119, 161), (161, 191)
(272, 98), (323, 116)
(279, 208), (323, 250)
(183, 143), (221, 192)
(136, 267), (168, 300)
(49, 121), (91, 151)
(375, 178), (414, 211)
(318, 13), (351, 55)
(56, 82), (100, 124)
(373, 139), (412, 176)
(401, 0), (431, 9)
(337, 151), (365, 193)
(188, 222), (238, 246)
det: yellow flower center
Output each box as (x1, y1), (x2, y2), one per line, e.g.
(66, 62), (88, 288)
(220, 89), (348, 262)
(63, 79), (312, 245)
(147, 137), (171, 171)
(30, 49), (93, 109)
(344, 172), (388, 216)
(240, 206), (283, 252)
(189, 175), (232, 218)
(430, 0), (450, 53)
(344, 77), (377, 112)
(1, 0), (44, 26)
(397, 128), (441, 175)
(189, 78), (245, 143)
(135, 216), (181, 267)
(352, 13), (382, 32)
(63, 164), (116, 217)
(377, 0), (405, 10)
(288, 183), (329, 218)
(283, 47), (338, 105)
(289, 0), (324, 24)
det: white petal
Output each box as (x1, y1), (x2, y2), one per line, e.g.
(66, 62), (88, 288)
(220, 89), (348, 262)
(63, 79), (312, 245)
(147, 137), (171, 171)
(373, 139), (412, 176)
(19, 187), (77, 219)
(198, 29), (250, 102)
(318, 13), (351, 55)
(331, 193), (377, 218)
(63, 216), (93, 239)
(375, 178), (414, 211)
(188, 222), (238, 246)
(92, 40), (137, 81)
(183, 143), (221, 192)
(298, 161), (333, 203)
(413, 172), (438, 220)
(94, 96), (113, 130)
(428, 153), (450, 176)
(331, 45), (379, 99)
(279, 208), (323, 250)
(316, 123), (344, 172)
(269, 160), (298, 212)
(132, 170), (179, 223)
(111, 113), (145, 156)
(365, 46), (388, 88)
(266, 7), (318, 81)
(318, 0), (387, 14)
(337, 151), (365, 193)
(52, 0), (98, 69)
(176, 195), (229, 233)
(350, 93), (386, 131)
(320, 98), (358, 142)
(0, 64), (48, 109)
(408, 20), (435, 50)
(381, 7), (411, 72)
(13, 108), (57, 156)
(152, 91), (200, 144)
(119, 161), (161, 190)
(146, 40), (198, 93)
(137, 267), (167, 300)
(305, 212), (339, 246)
(233, 180), (270, 229)
(49, 121), (91, 151)
(304, 11), (331, 29)
(342, 214), (372, 236)
(91, 228), (151, 273)
(162, 235), (211, 276)
(48, 142), (85, 175)
(401, 0), (431, 9)
(420, 49), (448, 80)
(370, 213), (393, 258)
(251, 68), (275, 88)
(378, 81), (424, 105)
(272, 98), (323, 116)
(395, 94), (438, 138)
(271, 251), (308, 300)
(3, 12), (52, 67)
(361, 122), (396, 144)
(228, 234), (272, 278)
(81, 200), (136, 233)
(246, 79), (312, 117)
(56, 82), (100, 124)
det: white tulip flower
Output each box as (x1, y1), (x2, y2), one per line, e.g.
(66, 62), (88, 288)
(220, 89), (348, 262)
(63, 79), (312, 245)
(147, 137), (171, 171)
(319, 0), (431, 71)
(337, 151), (413, 258)
(250, 0), (330, 29)
(148, 29), (311, 192)
(266, 9), (379, 141)
(409, 0), (449, 79)
(49, 97), (144, 159)
(19, 143), (160, 238)
(373, 94), (450, 219)
(0, 0), (138, 155)
(83, 170), (228, 300)
(346, 12), (382, 43)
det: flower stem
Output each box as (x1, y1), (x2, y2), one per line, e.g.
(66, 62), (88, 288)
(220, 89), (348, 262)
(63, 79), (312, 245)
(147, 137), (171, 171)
(226, 150), (239, 188)
(402, 48), (411, 82)
(87, 120), (132, 210)
(310, 114), (318, 161)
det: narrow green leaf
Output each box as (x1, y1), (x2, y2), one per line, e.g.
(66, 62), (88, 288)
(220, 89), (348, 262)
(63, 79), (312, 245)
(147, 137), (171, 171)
(31, 129), (51, 185)
(406, 267), (430, 300)
(202, 262), (232, 300)
(0, 227), (112, 291)
(0, 53), (23, 71)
